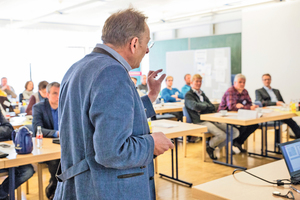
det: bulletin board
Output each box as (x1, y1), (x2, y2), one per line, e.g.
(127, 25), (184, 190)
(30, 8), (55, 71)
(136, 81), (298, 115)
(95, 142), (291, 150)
(166, 47), (231, 100)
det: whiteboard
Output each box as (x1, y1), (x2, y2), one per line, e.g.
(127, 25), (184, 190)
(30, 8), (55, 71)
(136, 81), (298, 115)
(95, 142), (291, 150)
(166, 47), (231, 100)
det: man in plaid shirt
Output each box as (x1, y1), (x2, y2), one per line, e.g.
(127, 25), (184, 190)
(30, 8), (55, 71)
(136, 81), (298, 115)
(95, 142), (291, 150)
(218, 74), (259, 153)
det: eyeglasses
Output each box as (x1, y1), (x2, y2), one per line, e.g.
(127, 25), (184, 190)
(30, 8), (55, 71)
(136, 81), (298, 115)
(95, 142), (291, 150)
(147, 40), (155, 49)
(273, 191), (294, 200)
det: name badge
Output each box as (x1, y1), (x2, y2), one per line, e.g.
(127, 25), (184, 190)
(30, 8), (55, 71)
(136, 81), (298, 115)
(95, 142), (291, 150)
(200, 96), (204, 102)
(242, 100), (247, 105)
(3, 100), (10, 107)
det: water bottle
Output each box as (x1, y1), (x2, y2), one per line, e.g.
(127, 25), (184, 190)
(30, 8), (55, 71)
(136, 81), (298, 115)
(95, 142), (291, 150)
(36, 126), (43, 148)
(161, 98), (164, 107)
(5, 108), (10, 119)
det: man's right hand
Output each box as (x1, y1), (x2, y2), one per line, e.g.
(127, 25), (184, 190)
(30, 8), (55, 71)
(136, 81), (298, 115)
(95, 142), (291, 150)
(236, 103), (244, 109)
(151, 132), (174, 156)
(276, 101), (284, 106)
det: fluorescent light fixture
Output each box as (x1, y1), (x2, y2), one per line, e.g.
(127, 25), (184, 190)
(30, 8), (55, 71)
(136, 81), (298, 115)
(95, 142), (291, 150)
(62, 1), (106, 14)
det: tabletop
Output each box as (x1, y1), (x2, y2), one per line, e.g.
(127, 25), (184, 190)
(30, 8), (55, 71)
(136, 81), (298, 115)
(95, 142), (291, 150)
(0, 138), (61, 169)
(152, 119), (207, 139)
(192, 160), (300, 200)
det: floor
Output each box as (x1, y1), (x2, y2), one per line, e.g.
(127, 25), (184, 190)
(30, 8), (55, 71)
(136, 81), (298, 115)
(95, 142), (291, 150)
(3, 128), (288, 200)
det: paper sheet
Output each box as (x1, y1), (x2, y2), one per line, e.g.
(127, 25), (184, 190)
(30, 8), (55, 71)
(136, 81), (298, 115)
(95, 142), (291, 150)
(218, 83), (229, 92)
(152, 123), (179, 128)
(214, 49), (226, 58)
(204, 75), (212, 87)
(195, 50), (207, 63)
(215, 70), (225, 82)
(212, 90), (223, 99)
(214, 57), (228, 70)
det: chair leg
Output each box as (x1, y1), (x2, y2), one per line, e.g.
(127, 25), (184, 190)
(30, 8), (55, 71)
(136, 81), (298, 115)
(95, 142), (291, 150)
(203, 135), (206, 162)
(183, 136), (187, 158)
(38, 163), (44, 200)
(26, 180), (29, 194)
(154, 157), (158, 174)
(17, 186), (21, 200)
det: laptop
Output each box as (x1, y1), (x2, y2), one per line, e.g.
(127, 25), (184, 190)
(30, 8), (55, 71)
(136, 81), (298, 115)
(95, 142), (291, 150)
(279, 139), (300, 185)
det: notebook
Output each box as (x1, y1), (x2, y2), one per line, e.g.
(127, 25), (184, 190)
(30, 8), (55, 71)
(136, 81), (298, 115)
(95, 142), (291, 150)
(279, 139), (300, 185)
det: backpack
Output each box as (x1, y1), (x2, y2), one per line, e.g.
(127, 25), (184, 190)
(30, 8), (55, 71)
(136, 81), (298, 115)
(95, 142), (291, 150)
(12, 126), (33, 154)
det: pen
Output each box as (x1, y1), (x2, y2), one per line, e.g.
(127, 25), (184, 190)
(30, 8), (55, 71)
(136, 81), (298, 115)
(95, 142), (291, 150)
(290, 186), (300, 194)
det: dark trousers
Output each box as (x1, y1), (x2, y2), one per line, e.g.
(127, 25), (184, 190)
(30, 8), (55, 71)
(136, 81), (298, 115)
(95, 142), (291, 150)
(234, 124), (259, 145)
(45, 159), (60, 186)
(274, 118), (300, 143)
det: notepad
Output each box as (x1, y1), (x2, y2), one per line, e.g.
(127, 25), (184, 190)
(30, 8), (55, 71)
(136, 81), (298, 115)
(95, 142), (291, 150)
(152, 123), (178, 128)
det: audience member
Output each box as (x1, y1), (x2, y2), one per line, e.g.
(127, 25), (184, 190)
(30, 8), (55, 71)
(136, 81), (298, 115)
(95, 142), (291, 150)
(32, 82), (60, 200)
(131, 77), (145, 97)
(218, 74), (259, 152)
(0, 112), (34, 200)
(181, 74), (191, 96)
(185, 74), (239, 159)
(255, 73), (300, 139)
(22, 81), (34, 100)
(0, 77), (16, 99)
(25, 81), (48, 115)
(137, 74), (148, 93)
(161, 76), (184, 102)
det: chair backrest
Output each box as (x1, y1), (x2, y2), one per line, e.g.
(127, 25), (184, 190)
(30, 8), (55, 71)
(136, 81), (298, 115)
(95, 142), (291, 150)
(19, 93), (23, 103)
(182, 107), (192, 123)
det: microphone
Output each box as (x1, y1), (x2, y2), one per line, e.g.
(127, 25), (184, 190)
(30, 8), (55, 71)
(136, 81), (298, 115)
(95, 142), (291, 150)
(232, 168), (290, 186)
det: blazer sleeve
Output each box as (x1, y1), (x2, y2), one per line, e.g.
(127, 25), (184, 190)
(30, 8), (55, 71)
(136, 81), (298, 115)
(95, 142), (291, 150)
(90, 65), (154, 169)
(0, 112), (13, 141)
(255, 89), (276, 106)
(26, 95), (36, 115)
(32, 104), (56, 137)
(276, 90), (285, 103)
(204, 94), (216, 112)
(161, 88), (176, 102)
(141, 95), (156, 118)
(185, 92), (208, 112)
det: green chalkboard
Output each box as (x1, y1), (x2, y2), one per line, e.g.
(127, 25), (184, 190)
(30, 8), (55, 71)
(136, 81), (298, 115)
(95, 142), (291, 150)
(149, 33), (241, 74)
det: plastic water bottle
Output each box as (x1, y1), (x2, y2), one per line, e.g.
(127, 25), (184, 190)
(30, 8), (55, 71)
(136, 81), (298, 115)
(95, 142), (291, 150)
(36, 126), (43, 148)
(5, 108), (10, 119)
(161, 98), (164, 107)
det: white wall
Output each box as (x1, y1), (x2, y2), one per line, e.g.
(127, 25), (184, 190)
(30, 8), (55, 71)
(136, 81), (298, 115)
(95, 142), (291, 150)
(242, 1), (300, 102)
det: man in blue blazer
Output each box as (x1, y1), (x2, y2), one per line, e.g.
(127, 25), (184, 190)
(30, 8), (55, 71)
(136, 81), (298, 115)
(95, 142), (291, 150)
(54, 8), (174, 200)
(33, 82), (61, 200)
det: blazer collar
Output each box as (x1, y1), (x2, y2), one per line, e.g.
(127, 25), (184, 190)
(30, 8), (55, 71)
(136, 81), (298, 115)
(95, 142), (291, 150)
(44, 99), (54, 128)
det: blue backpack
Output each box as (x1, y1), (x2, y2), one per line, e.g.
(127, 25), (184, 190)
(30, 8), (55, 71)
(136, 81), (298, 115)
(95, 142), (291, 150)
(12, 126), (33, 154)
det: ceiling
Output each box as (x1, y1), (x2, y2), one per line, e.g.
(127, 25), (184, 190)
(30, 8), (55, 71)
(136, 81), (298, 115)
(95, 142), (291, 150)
(0, 0), (283, 32)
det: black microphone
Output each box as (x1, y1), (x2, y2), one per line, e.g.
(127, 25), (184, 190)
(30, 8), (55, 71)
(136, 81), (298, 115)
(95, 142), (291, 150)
(232, 168), (290, 186)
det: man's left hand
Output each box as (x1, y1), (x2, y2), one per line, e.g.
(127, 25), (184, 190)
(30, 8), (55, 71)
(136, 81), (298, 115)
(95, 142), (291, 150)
(147, 69), (166, 103)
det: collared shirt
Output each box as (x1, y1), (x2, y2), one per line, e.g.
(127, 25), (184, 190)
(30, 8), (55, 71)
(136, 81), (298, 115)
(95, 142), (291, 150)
(51, 107), (59, 138)
(95, 43), (132, 72)
(263, 86), (278, 102)
(192, 88), (204, 102)
(218, 86), (252, 111)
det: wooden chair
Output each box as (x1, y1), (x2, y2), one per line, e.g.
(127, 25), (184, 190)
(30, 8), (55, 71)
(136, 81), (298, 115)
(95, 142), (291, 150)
(182, 116), (213, 162)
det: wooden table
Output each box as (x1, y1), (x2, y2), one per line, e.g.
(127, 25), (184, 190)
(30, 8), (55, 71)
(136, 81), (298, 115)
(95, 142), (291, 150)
(201, 111), (296, 169)
(152, 120), (207, 187)
(0, 138), (61, 200)
(192, 160), (300, 200)
(153, 102), (184, 115)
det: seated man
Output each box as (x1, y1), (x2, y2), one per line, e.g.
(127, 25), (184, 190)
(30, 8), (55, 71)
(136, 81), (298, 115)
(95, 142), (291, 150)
(0, 112), (34, 200)
(32, 82), (60, 200)
(218, 74), (259, 152)
(26, 81), (48, 115)
(137, 75), (148, 93)
(255, 73), (300, 138)
(161, 76), (184, 121)
(185, 74), (239, 159)
(181, 74), (191, 97)
(131, 77), (145, 97)
(0, 77), (16, 99)
(161, 76), (184, 102)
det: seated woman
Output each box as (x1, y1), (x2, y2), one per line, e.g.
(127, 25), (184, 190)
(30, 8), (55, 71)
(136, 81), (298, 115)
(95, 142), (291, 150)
(22, 81), (34, 101)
